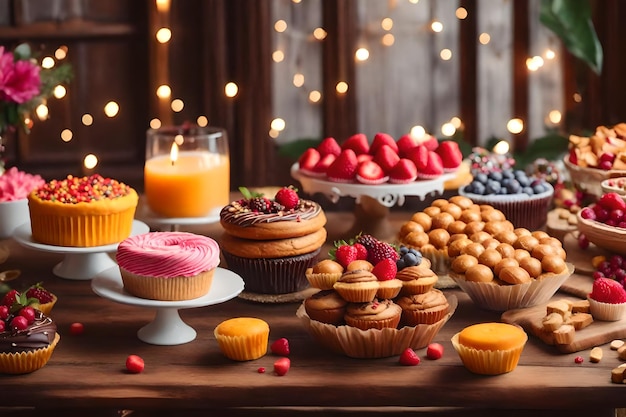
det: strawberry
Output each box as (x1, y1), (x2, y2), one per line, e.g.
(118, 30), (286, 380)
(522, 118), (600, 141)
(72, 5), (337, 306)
(356, 160), (388, 185)
(356, 153), (373, 164)
(416, 151), (444, 179)
(417, 134), (439, 151)
(334, 244), (358, 268)
(311, 153), (337, 175)
(270, 337), (290, 356)
(26, 283), (55, 304)
(396, 134), (418, 158)
(389, 158), (418, 184)
(597, 192), (626, 212)
(70, 322), (85, 335)
(399, 348), (421, 366)
(590, 277), (626, 304)
(367, 241), (400, 266)
(273, 357), (291, 376)
(406, 145), (429, 170)
(371, 258), (397, 281)
(342, 133), (370, 155)
(435, 140), (463, 171)
(298, 148), (321, 172)
(126, 354), (145, 374)
(326, 149), (358, 182)
(426, 343), (444, 360)
(373, 145), (401, 175)
(352, 243), (368, 260)
(370, 132), (398, 155)
(274, 186), (299, 210)
(1, 289), (19, 308)
(317, 137), (342, 157)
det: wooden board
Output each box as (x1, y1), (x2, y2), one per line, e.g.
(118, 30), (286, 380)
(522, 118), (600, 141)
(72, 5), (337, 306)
(559, 272), (592, 299)
(501, 296), (626, 353)
(563, 231), (607, 275)
(545, 208), (578, 242)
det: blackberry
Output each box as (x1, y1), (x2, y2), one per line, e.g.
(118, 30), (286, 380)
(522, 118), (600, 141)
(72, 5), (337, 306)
(356, 233), (378, 251)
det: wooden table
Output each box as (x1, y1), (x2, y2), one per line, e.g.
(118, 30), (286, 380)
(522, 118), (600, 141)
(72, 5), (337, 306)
(0, 208), (624, 417)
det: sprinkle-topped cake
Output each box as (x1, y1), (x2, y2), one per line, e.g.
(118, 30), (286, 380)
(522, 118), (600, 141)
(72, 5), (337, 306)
(28, 174), (138, 247)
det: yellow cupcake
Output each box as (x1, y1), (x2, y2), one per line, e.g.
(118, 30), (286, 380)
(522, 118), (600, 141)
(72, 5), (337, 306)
(214, 317), (269, 361)
(451, 322), (527, 375)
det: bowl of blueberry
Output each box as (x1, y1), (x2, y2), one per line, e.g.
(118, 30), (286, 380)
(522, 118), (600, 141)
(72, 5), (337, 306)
(458, 169), (554, 230)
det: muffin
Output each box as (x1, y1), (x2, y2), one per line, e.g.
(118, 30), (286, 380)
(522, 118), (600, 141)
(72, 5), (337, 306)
(28, 174), (138, 247)
(343, 299), (402, 330)
(395, 265), (438, 295)
(116, 231), (220, 301)
(214, 317), (269, 361)
(376, 278), (403, 300)
(588, 277), (626, 321)
(304, 290), (348, 325)
(396, 289), (449, 325)
(333, 269), (379, 303)
(220, 186), (327, 294)
(305, 259), (344, 290)
(451, 322), (527, 375)
(0, 308), (60, 374)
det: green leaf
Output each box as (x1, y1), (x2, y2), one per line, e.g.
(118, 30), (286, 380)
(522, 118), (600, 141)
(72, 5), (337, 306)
(540, 0), (603, 74)
(12, 43), (32, 60)
(277, 138), (322, 160)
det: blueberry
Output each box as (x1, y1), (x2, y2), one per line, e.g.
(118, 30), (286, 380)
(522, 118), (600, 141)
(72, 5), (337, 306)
(533, 184), (546, 194)
(486, 182), (501, 194)
(502, 170), (515, 180)
(403, 252), (419, 266)
(506, 179), (521, 194)
(498, 187), (508, 194)
(408, 248), (421, 256)
(396, 259), (406, 270)
(472, 182), (486, 195)
(475, 173), (488, 184)
(488, 171), (503, 182)
(400, 246), (409, 255)
(517, 175), (531, 187)
(522, 186), (535, 195)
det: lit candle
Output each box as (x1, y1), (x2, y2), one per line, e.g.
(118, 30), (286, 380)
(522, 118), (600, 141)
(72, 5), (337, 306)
(144, 142), (230, 218)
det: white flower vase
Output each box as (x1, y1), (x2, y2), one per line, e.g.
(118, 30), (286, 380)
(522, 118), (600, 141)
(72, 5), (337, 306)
(0, 199), (30, 240)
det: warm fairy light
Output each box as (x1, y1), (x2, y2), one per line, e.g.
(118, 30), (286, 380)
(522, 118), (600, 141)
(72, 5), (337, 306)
(55, 46), (68, 60)
(336, 81), (348, 94)
(410, 125), (426, 139)
(456, 7), (468, 19)
(292, 0), (301, 3)
(479, 33), (491, 45)
(545, 49), (556, 60)
(441, 122), (456, 137)
(104, 101), (120, 117)
(293, 73), (305, 87)
(382, 34), (395, 46)
(381, 18), (393, 31)
(313, 28), (327, 40)
(274, 20), (287, 33)
(156, 28), (172, 43)
(150, 118), (162, 129)
(507, 118), (524, 134)
(171, 99), (184, 112)
(450, 116), (462, 128)
(548, 110), (562, 124)
(269, 128), (280, 139)
(174, 134), (184, 146)
(431, 21), (443, 33)
(197, 116), (208, 127)
(308, 90), (322, 103)
(355, 48), (370, 61)
(24, 117), (33, 130)
(526, 56), (544, 71)
(493, 140), (510, 155)
(271, 118), (286, 131)
(573, 93), (582, 103)
(225, 82), (239, 97)
(408, 0), (419, 3)
(84, 154), (98, 170)
(61, 129), (73, 142)
(53, 85), (66, 99)
(440, 49), (452, 60)
(41, 57), (55, 69)
(82, 114), (93, 126)
(36, 104), (49, 120)
(157, 85), (171, 98)
(272, 50), (285, 62)
(156, 0), (170, 12)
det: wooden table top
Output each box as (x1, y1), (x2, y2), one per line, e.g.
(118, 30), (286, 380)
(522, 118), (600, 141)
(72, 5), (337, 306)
(0, 205), (623, 417)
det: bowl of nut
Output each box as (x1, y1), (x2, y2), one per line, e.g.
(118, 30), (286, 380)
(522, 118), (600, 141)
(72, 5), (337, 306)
(577, 192), (626, 256)
(601, 177), (626, 201)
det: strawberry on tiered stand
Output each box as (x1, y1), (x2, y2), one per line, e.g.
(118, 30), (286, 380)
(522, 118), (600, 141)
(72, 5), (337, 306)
(291, 132), (463, 240)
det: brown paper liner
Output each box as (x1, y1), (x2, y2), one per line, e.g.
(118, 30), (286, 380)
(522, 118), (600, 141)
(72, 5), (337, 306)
(120, 268), (215, 301)
(296, 294), (457, 358)
(451, 331), (527, 375)
(0, 333), (60, 374)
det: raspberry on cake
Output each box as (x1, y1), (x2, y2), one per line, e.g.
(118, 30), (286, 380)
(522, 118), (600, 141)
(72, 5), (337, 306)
(28, 174), (138, 247)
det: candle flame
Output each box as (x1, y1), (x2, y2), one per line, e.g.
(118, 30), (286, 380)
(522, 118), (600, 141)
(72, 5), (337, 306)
(170, 142), (179, 165)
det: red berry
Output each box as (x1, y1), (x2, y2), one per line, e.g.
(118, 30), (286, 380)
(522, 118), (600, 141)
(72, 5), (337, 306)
(10, 316), (28, 331)
(298, 148), (321, 172)
(257, 367), (266, 373)
(352, 243), (368, 261)
(25, 284), (54, 304)
(590, 277), (626, 304)
(578, 233), (589, 250)
(70, 322), (85, 335)
(371, 258), (398, 281)
(370, 132), (399, 155)
(598, 192), (626, 212)
(125, 355), (145, 373)
(1, 290), (19, 308)
(316, 137), (342, 157)
(389, 158), (418, 184)
(579, 207), (596, 220)
(0, 305), (9, 320)
(574, 356), (584, 364)
(356, 160), (388, 185)
(399, 348), (421, 366)
(0, 321), (5, 332)
(426, 343), (444, 360)
(274, 187), (299, 210)
(367, 240), (400, 266)
(335, 245), (358, 269)
(341, 133), (370, 155)
(326, 149), (359, 182)
(273, 357), (291, 376)
(19, 306), (36, 324)
(373, 144), (401, 175)
(270, 337), (290, 356)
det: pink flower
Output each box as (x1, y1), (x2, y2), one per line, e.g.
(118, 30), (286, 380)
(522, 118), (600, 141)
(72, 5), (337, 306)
(0, 48), (41, 104)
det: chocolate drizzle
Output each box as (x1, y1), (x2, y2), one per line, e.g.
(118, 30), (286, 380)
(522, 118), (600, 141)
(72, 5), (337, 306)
(220, 199), (321, 227)
(0, 311), (57, 353)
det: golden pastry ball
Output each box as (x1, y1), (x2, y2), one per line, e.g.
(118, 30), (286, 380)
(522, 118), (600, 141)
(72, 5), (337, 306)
(451, 254), (479, 274)
(465, 264), (494, 283)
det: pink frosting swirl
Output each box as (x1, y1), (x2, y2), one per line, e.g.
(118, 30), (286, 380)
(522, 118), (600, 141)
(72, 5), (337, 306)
(116, 232), (220, 278)
(0, 167), (45, 202)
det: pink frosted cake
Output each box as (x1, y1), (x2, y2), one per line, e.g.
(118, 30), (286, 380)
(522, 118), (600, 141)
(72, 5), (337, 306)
(116, 231), (220, 301)
(0, 167), (45, 202)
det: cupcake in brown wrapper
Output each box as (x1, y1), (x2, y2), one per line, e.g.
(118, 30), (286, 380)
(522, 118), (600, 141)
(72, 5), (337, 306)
(344, 299), (402, 330)
(396, 265), (439, 296)
(304, 290), (347, 325)
(333, 269), (379, 303)
(397, 289), (449, 325)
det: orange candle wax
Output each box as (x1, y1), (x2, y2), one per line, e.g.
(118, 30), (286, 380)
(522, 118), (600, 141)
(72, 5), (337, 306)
(144, 151), (230, 218)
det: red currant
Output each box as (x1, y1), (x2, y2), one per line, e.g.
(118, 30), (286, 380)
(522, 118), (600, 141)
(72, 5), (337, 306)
(19, 306), (36, 324)
(69, 322), (84, 335)
(10, 316), (28, 331)
(574, 356), (584, 364)
(580, 207), (596, 220)
(0, 305), (9, 320)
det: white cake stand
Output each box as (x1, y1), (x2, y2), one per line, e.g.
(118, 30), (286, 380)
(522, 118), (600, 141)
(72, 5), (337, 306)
(291, 163), (455, 240)
(12, 220), (150, 280)
(136, 201), (220, 231)
(91, 266), (244, 345)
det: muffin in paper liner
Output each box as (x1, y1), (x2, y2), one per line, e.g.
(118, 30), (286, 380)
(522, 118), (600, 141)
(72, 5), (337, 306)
(376, 279), (403, 299)
(120, 268), (215, 301)
(305, 269), (342, 291)
(451, 331), (527, 375)
(458, 183), (554, 231)
(0, 333), (60, 374)
(214, 317), (269, 361)
(587, 298), (626, 321)
(450, 263), (574, 312)
(296, 294), (457, 358)
(33, 294), (57, 316)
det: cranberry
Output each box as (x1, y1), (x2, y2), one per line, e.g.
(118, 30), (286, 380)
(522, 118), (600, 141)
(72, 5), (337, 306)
(10, 316), (28, 331)
(592, 271), (605, 280)
(574, 356), (584, 364)
(0, 305), (8, 320)
(593, 206), (609, 222)
(19, 307), (35, 324)
(578, 233), (589, 249)
(615, 269), (626, 282)
(619, 221), (626, 229)
(600, 152), (616, 164)
(611, 255), (624, 269)
(599, 160), (614, 170)
(606, 219), (618, 227)
(580, 207), (596, 220)
(610, 209), (625, 222)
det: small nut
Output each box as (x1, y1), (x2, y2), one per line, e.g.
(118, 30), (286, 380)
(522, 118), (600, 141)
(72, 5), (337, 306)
(590, 347), (603, 363)
(611, 340), (625, 351)
(612, 367), (626, 384)
(617, 344), (626, 361)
